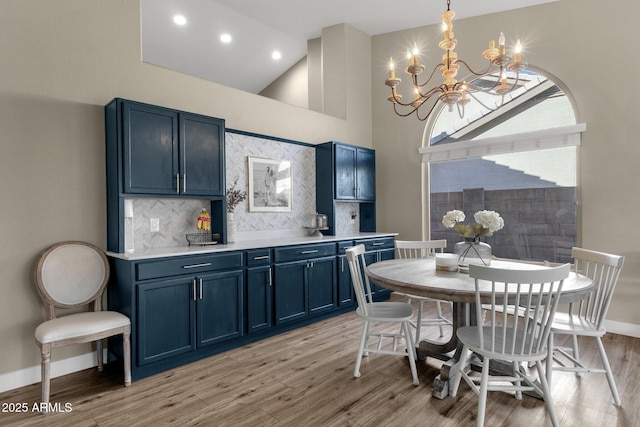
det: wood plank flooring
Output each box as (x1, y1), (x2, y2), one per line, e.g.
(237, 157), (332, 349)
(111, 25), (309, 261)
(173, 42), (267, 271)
(1, 295), (639, 426)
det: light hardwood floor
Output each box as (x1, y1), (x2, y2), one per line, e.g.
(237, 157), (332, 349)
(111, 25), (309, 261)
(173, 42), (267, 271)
(1, 296), (639, 426)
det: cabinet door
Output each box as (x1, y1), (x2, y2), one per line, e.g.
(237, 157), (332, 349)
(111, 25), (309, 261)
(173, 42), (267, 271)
(137, 277), (195, 365)
(197, 270), (244, 347)
(274, 261), (308, 325)
(335, 144), (356, 200)
(123, 102), (179, 194)
(246, 266), (272, 334)
(356, 148), (376, 201)
(180, 113), (224, 196)
(308, 256), (337, 315)
(337, 254), (355, 306)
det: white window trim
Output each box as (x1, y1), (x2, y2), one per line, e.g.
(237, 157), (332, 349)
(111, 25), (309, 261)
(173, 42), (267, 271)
(419, 123), (587, 163)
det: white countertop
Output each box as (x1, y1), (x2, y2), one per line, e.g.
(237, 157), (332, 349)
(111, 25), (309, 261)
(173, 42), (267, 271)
(107, 232), (398, 261)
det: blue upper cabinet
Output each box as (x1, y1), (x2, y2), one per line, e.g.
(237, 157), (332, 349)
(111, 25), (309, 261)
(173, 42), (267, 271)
(334, 144), (375, 201)
(180, 113), (224, 196)
(355, 147), (375, 201)
(316, 141), (377, 235)
(123, 102), (179, 194)
(110, 99), (225, 197)
(105, 98), (226, 252)
(335, 144), (357, 200)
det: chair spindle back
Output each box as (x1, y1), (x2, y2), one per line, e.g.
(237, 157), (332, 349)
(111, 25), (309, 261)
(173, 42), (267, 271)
(469, 263), (570, 357)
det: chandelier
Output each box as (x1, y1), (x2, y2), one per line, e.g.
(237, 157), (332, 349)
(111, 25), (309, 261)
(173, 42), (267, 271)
(385, 0), (527, 121)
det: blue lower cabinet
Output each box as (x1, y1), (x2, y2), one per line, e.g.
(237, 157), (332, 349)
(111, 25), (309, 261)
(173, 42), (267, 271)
(136, 269), (243, 366)
(273, 243), (338, 325)
(108, 239), (390, 381)
(137, 277), (196, 366)
(274, 260), (308, 324)
(337, 241), (355, 306)
(308, 256), (337, 315)
(274, 256), (337, 324)
(246, 265), (272, 334)
(197, 271), (244, 347)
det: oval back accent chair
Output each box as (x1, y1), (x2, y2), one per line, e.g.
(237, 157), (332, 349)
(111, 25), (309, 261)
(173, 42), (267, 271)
(34, 241), (131, 409)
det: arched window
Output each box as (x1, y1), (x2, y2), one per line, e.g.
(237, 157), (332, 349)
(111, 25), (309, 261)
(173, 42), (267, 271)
(421, 69), (585, 263)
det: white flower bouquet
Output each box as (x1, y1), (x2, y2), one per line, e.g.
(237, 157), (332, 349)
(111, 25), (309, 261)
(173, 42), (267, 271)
(442, 209), (504, 239)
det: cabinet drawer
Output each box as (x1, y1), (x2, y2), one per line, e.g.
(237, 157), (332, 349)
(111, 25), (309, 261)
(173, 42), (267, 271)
(246, 249), (272, 266)
(274, 243), (337, 263)
(355, 237), (395, 252)
(337, 240), (355, 254)
(136, 252), (243, 281)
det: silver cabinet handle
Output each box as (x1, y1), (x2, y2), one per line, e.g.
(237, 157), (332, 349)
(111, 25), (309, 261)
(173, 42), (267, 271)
(268, 267), (272, 286)
(199, 278), (203, 300)
(192, 279), (197, 301)
(183, 173), (187, 193)
(301, 250), (319, 254)
(253, 255), (270, 260)
(372, 242), (385, 246)
(182, 263), (212, 269)
(176, 174), (180, 194)
(341, 257), (345, 272)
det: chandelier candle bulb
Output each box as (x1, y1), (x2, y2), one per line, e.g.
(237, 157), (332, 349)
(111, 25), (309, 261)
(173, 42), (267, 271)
(388, 58), (395, 79)
(406, 49), (414, 66)
(514, 40), (522, 63)
(411, 46), (420, 67)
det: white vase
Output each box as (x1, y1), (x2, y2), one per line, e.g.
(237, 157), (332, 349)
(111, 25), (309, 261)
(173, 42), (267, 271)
(227, 213), (237, 243)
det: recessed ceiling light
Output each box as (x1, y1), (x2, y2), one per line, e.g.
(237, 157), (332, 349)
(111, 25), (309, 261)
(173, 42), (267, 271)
(272, 50), (282, 60)
(173, 15), (187, 26)
(220, 33), (232, 43)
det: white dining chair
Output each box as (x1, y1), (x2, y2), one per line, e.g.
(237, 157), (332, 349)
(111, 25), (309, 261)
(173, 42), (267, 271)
(546, 247), (625, 406)
(395, 240), (452, 341)
(345, 244), (419, 386)
(450, 263), (570, 427)
(34, 241), (131, 409)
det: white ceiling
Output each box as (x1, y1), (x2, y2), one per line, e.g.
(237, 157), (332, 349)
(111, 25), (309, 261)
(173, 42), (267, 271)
(141, 0), (557, 95)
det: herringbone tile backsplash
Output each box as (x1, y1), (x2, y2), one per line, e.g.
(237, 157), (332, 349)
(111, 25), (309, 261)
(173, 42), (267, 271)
(128, 132), (358, 250)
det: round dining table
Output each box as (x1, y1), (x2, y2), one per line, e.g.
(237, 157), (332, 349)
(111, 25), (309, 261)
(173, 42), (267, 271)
(365, 257), (594, 398)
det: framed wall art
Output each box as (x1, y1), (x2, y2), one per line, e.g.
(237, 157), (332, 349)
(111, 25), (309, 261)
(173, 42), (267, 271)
(247, 157), (292, 212)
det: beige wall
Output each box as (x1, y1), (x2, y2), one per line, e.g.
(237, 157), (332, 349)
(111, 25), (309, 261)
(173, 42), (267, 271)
(372, 0), (640, 326)
(0, 0), (371, 383)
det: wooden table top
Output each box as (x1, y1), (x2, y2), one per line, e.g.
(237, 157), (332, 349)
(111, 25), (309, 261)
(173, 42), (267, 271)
(366, 258), (593, 304)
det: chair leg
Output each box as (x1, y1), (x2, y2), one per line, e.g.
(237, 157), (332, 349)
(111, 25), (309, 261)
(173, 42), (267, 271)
(536, 360), (560, 427)
(569, 334), (584, 377)
(354, 321), (369, 378)
(512, 361), (523, 400)
(402, 321), (419, 386)
(415, 301), (424, 343)
(546, 332), (554, 386)
(40, 344), (51, 410)
(477, 357), (491, 427)
(97, 339), (103, 372)
(363, 321), (371, 357)
(449, 345), (469, 397)
(123, 331), (132, 387)
(596, 336), (622, 406)
(435, 301), (445, 337)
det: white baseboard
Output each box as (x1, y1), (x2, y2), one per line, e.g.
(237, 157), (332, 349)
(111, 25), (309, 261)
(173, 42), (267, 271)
(0, 351), (99, 394)
(604, 319), (640, 338)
